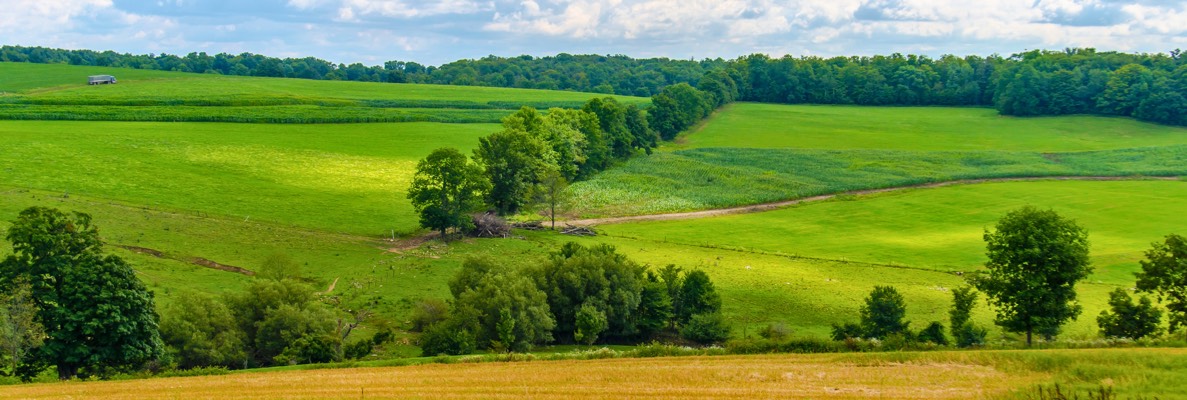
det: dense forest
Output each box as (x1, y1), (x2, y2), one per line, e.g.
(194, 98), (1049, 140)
(2, 45), (1184, 126)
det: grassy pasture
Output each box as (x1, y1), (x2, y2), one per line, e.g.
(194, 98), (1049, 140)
(684, 103), (1187, 152)
(0, 120), (496, 235)
(599, 180), (1187, 284)
(5, 349), (1186, 399)
(570, 146), (1187, 216)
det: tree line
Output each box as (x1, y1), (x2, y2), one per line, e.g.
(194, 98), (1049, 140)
(5, 45), (1184, 126)
(415, 243), (729, 356)
(408, 79), (731, 237)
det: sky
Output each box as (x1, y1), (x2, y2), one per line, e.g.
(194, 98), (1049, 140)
(2, 0), (1185, 66)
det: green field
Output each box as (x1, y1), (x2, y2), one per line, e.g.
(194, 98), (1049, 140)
(683, 103), (1187, 151)
(0, 120), (497, 235)
(571, 103), (1187, 216)
(3, 64), (1186, 374)
(0, 62), (647, 123)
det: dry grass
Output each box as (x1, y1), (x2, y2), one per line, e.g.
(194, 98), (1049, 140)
(3, 354), (1041, 399)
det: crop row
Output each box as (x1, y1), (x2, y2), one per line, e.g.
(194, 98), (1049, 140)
(570, 146), (1187, 216)
(0, 96), (593, 110)
(0, 104), (517, 124)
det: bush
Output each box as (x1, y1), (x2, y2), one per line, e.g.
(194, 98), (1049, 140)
(830, 322), (864, 341)
(758, 323), (792, 340)
(419, 318), (476, 356)
(918, 322), (949, 345)
(953, 323), (988, 348)
(681, 312), (731, 344)
(409, 299), (449, 332)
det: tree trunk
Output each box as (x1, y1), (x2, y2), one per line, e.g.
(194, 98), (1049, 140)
(57, 363), (78, 380)
(1026, 328), (1033, 346)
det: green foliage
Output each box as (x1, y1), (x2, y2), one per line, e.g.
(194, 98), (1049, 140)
(859, 286), (910, 340)
(952, 323), (989, 348)
(918, 322), (949, 346)
(223, 278), (335, 367)
(676, 270), (722, 325)
(680, 312), (731, 344)
(949, 286), (978, 334)
(0, 279), (43, 378)
(574, 304), (608, 345)
(474, 129), (552, 215)
(830, 322), (864, 341)
(419, 316), (476, 356)
(451, 261), (555, 352)
(976, 206), (1092, 345)
(634, 274), (673, 339)
(1136, 234), (1187, 332)
(408, 299), (450, 332)
(159, 291), (246, 370)
(758, 323), (792, 341)
(1097, 289), (1162, 340)
(949, 286), (986, 348)
(649, 83), (712, 140)
(408, 148), (489, 239)
(1, 207), (165, 380)
(532, 243), (645, 341)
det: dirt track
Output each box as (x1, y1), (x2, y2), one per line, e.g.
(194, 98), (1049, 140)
(563, 176), (1181, 227)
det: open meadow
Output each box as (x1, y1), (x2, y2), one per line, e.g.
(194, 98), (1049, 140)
(570, 103), (1187, 216)
(3, 349), (1185, 399)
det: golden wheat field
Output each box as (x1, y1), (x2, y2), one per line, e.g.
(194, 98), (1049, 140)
(1, 354), (1046, 400)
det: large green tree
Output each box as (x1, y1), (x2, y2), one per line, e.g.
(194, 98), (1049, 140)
(474, 129), (552, 215)
(1136, 234), (1187, 333)
(1097, 288), (1162, 340)
(407, 148), (488, 240)
(1, 207), (164, 380)
(975, 206), (1092, 345)
(531, 243), (646, 342)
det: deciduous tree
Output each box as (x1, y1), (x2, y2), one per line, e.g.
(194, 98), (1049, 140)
(975, 206), (1092, 345)
(408, 148), (488, 240)
(1, 207), (164, 380)
(1136, 234), (1187, 333)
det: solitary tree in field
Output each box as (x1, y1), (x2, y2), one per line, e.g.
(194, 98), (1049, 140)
(1, 207), (164, 380)
(975, 206), (1092, 346)
(407, 148), (488, 241)
(1136, 234), (1187, 333)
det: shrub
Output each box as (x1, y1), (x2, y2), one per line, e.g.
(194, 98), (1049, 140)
(409, 299), (450, 332)
(758, 323), (792, 341)
(918, 322), (949, 346)
(953, 323), (988, 348)
(830, 322), (864, 341)
(419, 318), (476, 356)
(681, 312), (731, 344)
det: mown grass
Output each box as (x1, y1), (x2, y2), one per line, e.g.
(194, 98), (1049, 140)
(4, 349), (1184, 399)
(683, 103), (1187, 152)
(0, 121), (497, 235)
(570, 146), (1187, 216)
